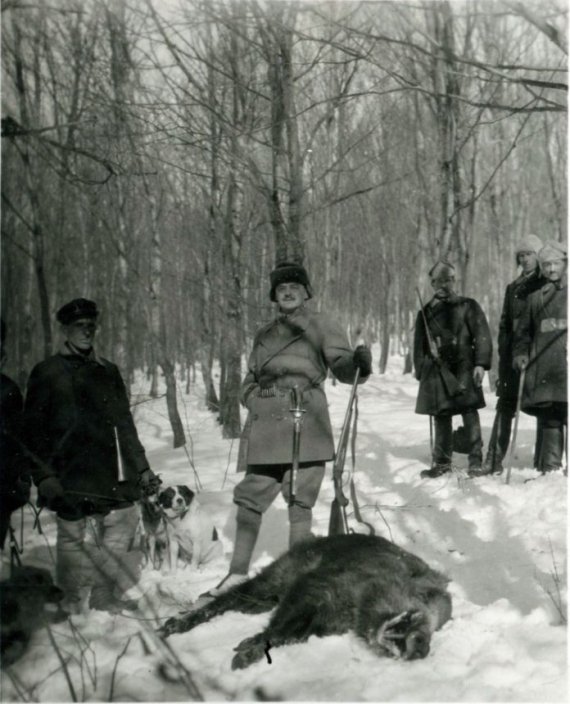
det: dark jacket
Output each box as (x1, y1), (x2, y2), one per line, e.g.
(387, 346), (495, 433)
(513, 281), (567, 415)
(24, 345), (149, 519)
(240, 307), (365, 466)
(497, 269), (547, 402)
(0, 374), (30, 523)
(414, 295), (492, 416)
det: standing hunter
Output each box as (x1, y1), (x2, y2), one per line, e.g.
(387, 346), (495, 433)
(24, 298), (159, 614)
(478, 235), (547, 476)
(208, 262), (372, 596)
(414, 261), (493, 478)
(513, 241), (567, 475)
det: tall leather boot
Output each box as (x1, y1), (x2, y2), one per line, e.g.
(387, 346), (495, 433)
(288, 505), (314, 548)
(229, 506), (262, 574)
(533, 418), (544, 469)
(464, 410), (483, 471)
(204, 506), (262, 599)
(421, 415), (452, 478)
(537, 423), (564, 473)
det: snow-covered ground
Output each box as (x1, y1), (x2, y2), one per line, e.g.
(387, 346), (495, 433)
(1, 356), (567, 702)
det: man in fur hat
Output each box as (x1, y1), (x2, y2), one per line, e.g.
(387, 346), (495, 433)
(513, 241), (567, 475)
(473, 235), (547, 476)
(207, 262), (372, 596)
(414, 261), (493, 478)
(24, 298), (159, 613)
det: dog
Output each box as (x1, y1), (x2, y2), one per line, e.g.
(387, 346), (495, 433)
(0, 565), (64, 667)
(156, 485), (223, 573)
(140, 491), (169, 570)
(158, 534), (452, 669)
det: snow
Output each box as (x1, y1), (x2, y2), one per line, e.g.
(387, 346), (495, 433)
(1, 355), (567, 702)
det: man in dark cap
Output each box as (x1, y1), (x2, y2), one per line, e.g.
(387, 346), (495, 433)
(208, 261), (372, 596)
(24, 298), (159, 613)
(513, 241), (567, 475)
(477, 235), (547, 476)
(414, 261), (493, 478)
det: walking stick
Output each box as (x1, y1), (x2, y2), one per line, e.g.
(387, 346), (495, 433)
(505, 367), (526, 485)
(289, 385), (306, 506)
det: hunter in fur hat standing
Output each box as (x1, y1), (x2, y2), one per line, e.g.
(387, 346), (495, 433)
(414, 261), (493, 478)
(475, 235), (547, 476)
(207, 262), (372, 596)
(513, 241), (567, 475)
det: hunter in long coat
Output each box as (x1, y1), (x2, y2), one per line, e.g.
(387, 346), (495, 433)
(206, 262), (372, 597)
(24, 298), (158, 614)
(513, 241), (567, 474)
(414, 261), (492, 478)
(480, 234), (546, 475)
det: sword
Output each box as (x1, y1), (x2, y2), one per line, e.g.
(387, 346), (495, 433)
(289, 385), (306, 506)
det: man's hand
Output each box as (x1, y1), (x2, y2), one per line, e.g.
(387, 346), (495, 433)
(38, 476), (64, 509)
(513, 355), (529, 372)
(353, 345), (372, 376)
(473, 366), (485, 387)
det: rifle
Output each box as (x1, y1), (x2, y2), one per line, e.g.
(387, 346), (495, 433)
(505, 367), (526, 485)
(415, 288), (464, 398)
(328, 369), (360, 536)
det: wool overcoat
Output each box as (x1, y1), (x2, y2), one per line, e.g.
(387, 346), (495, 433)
(513, 281), (567, 415)
(24, 346), (150, 518)
(0, 373), (30, 546)
(240, 307), (363, 467)
(496, 269), (547, 403)
(413, 295), (492, 417)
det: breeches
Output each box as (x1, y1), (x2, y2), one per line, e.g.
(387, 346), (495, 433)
(234, 462), (326, 518)
(56, 504), (140, 599)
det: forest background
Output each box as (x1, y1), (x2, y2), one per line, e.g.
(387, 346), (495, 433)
(1, 0), (567, 445)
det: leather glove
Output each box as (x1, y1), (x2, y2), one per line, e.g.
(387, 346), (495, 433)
(473, 366), (485, 388)
(139, 469), (162, 496)
(513, 355), (528, 372)
(38, 476), (64, 510)
(353, 345), (372, 376)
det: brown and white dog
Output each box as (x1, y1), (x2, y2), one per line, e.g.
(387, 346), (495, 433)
(154, 485), (223, 573)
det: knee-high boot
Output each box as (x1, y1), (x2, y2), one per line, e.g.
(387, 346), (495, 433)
(537, 425), (564, 473)
(229, 506), (262, 575)
(288, 505), (313, 548)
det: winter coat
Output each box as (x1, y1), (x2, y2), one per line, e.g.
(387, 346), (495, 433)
(240, 307), (365, 466)
(0, 374), (30, 514)
(413, 295), (492, 417)
(24, 345), (150, 519)
(496, 269), (547, 403)
(513, 281), (567, 415)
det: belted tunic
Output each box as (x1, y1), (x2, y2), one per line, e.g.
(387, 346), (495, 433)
(240, 307), (363, 466)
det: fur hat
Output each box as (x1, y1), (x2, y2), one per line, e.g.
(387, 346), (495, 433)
(538, 240), (567, 264)
(515, 234), (543, 260)
(428, 260), (455, 281)
(269, 262), (313, 302)
(56, 298), (99, 325)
